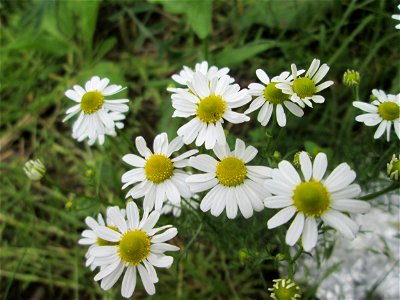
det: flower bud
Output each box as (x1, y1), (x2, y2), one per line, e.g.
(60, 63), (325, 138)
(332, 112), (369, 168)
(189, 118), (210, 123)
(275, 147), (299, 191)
(343, 69), (360, 87)
(23, 159), (46, 181)
(387, 154), (400, 182)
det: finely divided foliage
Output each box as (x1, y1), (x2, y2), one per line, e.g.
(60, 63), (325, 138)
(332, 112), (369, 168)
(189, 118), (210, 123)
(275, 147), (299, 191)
(67, 58), (397, 298)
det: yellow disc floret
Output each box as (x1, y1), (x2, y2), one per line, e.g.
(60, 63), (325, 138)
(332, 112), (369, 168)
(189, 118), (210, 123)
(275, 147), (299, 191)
(196, 94), (227, 124)
(145, 154), (174, 184)
(80, 91), (104, 114)
(263, 82), (289, 105)
(118, 229), (151, 265)
(378, 102), (400, 121)
(96, 226), (119, 246)
(292, 78), (316, 98)
(293, 180), (330, 217)
(216, 157), (247, 187)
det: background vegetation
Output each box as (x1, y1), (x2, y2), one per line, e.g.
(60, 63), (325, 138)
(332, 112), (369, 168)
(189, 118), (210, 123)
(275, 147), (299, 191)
(1, 0), (399, 299)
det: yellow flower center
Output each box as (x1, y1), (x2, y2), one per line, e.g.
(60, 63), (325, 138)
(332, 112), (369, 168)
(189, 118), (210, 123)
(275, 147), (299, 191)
(263, 82), (289, 105)
(216, 157), (247, 187)
(80, 91), (104, 114)
(144, 154), (174, 184)
(292, 77), (316, 98)
(378, 102), (400, 121)
(196, 94), (227, 124)
(118, 230), (151, 266)
(292, 180), (331, 217)
(96, 226), (119, 246)
(269, 279), (301, 300)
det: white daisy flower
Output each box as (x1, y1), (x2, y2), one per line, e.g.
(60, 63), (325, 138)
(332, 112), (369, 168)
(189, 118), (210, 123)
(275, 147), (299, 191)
(90, 203), (179, 298)
(169, 61), (233, 90)
(121, 133), (198, 211)
(78, 207), (126, 271)
(245, 69), (305, 127)
(353, 89), (400, 142)
(172, 72), (251, 149)
(187, 139), (272, 219)
(276, 59), (334, 108)
(264, 152), (371, 252)
(392, 4), (400, 30)
(63, 76), (129, 145)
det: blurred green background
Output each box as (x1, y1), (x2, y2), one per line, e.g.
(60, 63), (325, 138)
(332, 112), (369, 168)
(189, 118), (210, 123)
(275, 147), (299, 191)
(1, 0), (399, 299)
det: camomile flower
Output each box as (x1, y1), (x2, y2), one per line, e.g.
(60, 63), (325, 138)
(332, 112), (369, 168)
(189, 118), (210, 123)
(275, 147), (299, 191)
(121, 133), (198, 211)
(264, 152), (371, 252)
(169, 61), (233, 91)
(172, 72), (251, 149)
(245, 69), (305, 127)
(392, 4), (400, 29)
(276, 59), (334, 108)
(78, 207), (126, 270)
(268, 278), (301, 300)
(90, 202), (179, 298)
(187, 139), (272, 219)
(353, 89), (400, 141)
(63, 76), (129, 145)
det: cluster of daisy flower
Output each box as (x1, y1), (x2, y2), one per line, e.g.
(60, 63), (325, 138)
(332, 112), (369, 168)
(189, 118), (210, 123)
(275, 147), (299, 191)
(60, 58), (399, 298)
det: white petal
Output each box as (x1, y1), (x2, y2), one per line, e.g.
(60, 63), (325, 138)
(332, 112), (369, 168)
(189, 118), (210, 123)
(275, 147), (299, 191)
(94, 259), (121, 281)
(107, 207), (127, 233)
(100, 262), (124, 291)
(225, 188), (238, 219)
(276, 104), (286, 127)
(312, 152), (327, 181)
(141, 211), (161, 232)
(94, 227), (121, 243)
(242, 145), (258, 163)
(189, 154), (217, 173)
(121, 266), (136, 298)
(283, 101), (304, 117)
(300, 152), (312, 181)
(330, 199), (370, 214)
(278, 161), (301, 186)
(135, 136), (152, 159)
(200, 184), (222, 212)
(137, 264), (156, 295)
(235, 186), (254, 218)
(126, 201), (140, 230)
(256, 69), (270, 85)
(267, 206), (296, 229)
(90, 245), (118, 257)
(285, 212), (305, 246)
(151, 227), (178, 243)
(123, 154), (146, 167)
(264, 196), (293, 208)
(374, 120), (387, 139)
(321, 210), (358, 239)
(330, 184), (361, 199)
(302, 217), (318, 252)
(352, 101), (378, 113)
(147, 253), (173, 268)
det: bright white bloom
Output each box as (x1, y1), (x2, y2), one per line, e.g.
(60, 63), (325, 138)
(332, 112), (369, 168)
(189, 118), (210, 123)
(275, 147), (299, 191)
(245, 69), (305, 127)
(161, 197), (199, 217)
(353, 89), (400, 141)
(23, 159), (46, 181)
(89, 203), (179, 298)
(277, 59), (334, 108)
(187, 139), (271, 219)
(169, 61), (233, 90)
(392, 5), (400, 29)
(78, 207), (126, 270)
(121, 133), (198, 211)
(264, 152), (371, 252)
(172, 72), (251, 149)
(63, 76), (129, 145)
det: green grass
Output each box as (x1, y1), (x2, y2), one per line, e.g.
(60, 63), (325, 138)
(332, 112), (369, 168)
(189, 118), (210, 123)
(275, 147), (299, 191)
(1, 0), (399, 299)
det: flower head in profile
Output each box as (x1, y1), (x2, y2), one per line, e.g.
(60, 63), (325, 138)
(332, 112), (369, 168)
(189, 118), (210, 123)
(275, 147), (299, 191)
(342, 69), (360, 87)
(246, 69), (305, 127)
(353, 89), (400, 141)
(23, 159), (46, 181)
(392, 4), (400, 30)
(78, 207), (126, 270)
(277, 59), (334, 108)
(187, 139), (271, 219)
(63, 76), (129, 145)
(268, 278), (301, 300)
(172, 72), (251, 149)
(121, 133), (198, 211)
(387, 154), (400, 182)
(264, 152), (370, 251)
(89, 202), (179, 298)
(169, 61), (233, 91)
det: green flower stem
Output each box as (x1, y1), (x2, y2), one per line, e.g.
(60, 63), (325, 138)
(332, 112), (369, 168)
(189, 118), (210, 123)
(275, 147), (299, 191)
(288, 246), (303, 278)
(265, 118), (277, 154)
(358, 182), (400, 201)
